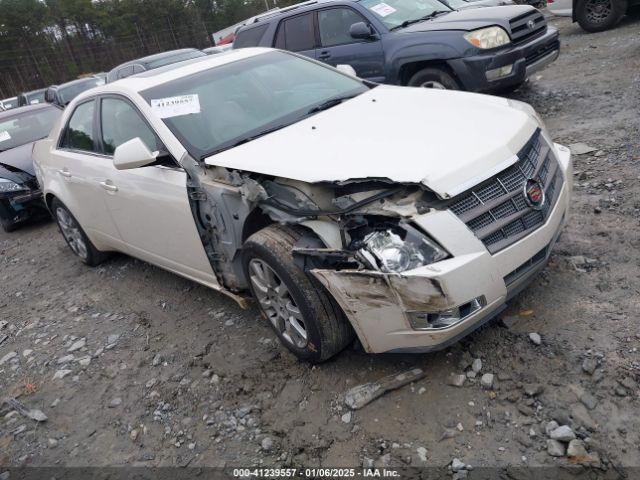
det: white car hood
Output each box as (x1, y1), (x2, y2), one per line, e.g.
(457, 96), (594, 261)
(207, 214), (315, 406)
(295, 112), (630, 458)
(204, 86), (538, 198)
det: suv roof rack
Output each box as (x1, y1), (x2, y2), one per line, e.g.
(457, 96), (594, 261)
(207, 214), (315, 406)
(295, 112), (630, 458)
(253, 0), (319, 23)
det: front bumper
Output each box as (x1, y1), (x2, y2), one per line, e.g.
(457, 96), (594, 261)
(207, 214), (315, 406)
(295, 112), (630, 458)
(0, 188), (46, 227)
(448, 26), (560, 92)
(311, 143), (572, 354)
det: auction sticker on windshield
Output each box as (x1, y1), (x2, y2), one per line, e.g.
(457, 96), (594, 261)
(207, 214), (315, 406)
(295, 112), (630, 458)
(151, 94), (201, 119)
(370, 2), (397, 16)
(0, 131), (11, 142)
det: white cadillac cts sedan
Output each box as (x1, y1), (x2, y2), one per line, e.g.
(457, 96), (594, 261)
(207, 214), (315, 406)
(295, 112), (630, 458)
(34, 48), (572, 362)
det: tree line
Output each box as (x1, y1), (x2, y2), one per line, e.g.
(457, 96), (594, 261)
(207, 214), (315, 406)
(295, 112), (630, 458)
(0, 0), (293, 97)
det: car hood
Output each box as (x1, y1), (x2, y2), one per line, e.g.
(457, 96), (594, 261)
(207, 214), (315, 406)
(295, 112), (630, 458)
(0, 142), (36, 176)
(204, 86), (538, 199)
(399, 5), (532, 33)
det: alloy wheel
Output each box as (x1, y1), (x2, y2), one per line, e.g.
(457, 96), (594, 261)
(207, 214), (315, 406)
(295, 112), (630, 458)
(585, 0), (613, 24)
(56, 207), (88, 260)
(420, 80), (447, 89)
(248, 258), (308, 349)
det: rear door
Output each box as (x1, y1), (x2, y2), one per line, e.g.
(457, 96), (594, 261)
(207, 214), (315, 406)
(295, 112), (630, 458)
(316, 7), (386, 82)
(52, 99), (121, 244)
(273, 12), (318, 60)
(95, 95), (218, 286)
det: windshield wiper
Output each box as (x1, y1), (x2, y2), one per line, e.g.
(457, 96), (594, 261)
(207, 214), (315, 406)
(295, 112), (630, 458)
(199, 122), (293, 160)
(390, 10), (450, 31)
(306, 94), (359, 115)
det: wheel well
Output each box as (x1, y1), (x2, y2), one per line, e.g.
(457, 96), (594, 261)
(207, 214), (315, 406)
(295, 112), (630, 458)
(241, 208), (274, 242)
(44, 193), (56, 211)
(398, 60), (459, 86)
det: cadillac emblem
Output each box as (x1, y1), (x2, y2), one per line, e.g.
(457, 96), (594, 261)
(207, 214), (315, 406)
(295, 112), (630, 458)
(524, 179), (545, 210)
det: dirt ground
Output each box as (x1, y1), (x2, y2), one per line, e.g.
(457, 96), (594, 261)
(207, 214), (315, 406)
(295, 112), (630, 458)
(1, 15), (639, 474)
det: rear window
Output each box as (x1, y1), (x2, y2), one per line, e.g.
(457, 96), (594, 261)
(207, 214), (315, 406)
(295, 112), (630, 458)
(234, 24), (269, 48)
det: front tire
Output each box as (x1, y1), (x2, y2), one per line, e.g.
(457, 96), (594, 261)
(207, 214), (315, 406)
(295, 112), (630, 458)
(408, 67), (460, 90)
(51, 198), (109, 266)
(243, 225), (354, 362)
(576, 0), (627, 32)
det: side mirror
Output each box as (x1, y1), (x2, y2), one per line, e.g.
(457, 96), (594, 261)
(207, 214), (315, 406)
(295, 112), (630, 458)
(336, 64), (358, 77)
(349, 22), (374, 40)
(44, 87), (56, 104)
(113, 137), (158, 170)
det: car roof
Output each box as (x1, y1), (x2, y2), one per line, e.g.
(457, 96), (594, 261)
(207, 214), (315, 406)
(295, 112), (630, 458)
(110, 48), (203, 71)
(239, 0), (357, 26)
(74, 48), (272, 100)
(55, 77), (101, 90)
(0, 103), (59, 120)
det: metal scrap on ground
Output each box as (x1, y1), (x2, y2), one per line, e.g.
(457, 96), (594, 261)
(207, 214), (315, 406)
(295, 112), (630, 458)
(344, 368), (426, 410)
(2, 398), (48, 422)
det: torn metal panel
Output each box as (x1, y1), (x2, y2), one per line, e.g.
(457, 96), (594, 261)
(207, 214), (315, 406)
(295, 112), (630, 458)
(311, 268), (449, 352)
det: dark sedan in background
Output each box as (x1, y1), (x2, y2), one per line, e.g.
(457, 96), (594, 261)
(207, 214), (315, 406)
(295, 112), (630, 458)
(0, 103), (62, 231)
(44, 76), (104, 108)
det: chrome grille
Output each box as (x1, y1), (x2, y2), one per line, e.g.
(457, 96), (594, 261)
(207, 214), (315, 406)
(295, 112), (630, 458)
(509, 10), (546, 44)
(448, 131), (563, 254)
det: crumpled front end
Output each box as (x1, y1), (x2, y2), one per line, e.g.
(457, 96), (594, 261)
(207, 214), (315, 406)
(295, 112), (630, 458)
(307, 137), (572, 353)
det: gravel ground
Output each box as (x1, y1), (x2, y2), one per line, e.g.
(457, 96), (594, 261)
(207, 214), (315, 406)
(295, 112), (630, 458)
(1, 15), (639, 473)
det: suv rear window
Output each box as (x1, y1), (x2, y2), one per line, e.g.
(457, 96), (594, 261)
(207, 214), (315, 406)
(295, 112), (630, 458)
(234, 24), (269, 48)
(274, 13), (316, 52)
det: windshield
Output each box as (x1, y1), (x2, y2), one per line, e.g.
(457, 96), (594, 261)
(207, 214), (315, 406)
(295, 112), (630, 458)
(360, 0), (452, 29)
(0, 107), (60, 151)
(141, 51), (369, 160)
(147, 50), (206, 69)
(58, 78), (103, 105)
(442, 0), (467, 8)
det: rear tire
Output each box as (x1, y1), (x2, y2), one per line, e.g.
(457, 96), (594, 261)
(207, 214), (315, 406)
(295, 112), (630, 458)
(408, 67), (460, 90)
(0, 217), (18, 233)
(51, 198), (110, 266)
(242, 225), (355, 362)
(576, 0), (627, 32)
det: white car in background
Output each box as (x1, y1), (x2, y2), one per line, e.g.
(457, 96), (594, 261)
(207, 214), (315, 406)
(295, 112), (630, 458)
(33, 48), (572, 362)
(546, 0), (573, 16)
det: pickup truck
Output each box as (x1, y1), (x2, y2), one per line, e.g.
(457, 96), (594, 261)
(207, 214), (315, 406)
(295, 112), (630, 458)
(233, 0), (559, 92)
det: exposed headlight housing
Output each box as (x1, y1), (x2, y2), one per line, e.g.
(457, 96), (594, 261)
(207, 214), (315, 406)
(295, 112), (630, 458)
(0, 178), (26, 193)
(361, 226), (449, 273)
(464, 26), (511, 49)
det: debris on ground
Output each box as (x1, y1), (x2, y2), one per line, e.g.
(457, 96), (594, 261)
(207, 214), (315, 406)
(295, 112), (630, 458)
(2, 398), (48, 422)
(344, 368), (426, 410)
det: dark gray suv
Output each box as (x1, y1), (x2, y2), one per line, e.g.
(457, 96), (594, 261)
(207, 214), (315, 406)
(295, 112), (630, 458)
(233, 0), (559, 92)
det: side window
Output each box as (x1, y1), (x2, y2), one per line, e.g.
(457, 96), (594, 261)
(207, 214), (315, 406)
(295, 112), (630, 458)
(234, 24), (269, 49)
(318, 8), (368, 47)
(100, 97), (158, 155)
(117, 65), (134, 79)
(279, 13), (316, 52)
(61, 101), (96, 152)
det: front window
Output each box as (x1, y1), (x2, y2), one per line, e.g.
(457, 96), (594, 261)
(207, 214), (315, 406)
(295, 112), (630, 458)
(360, 0), (452, 29)
(0, 107), (61, 152)
(58, 78), (103, 105)
(141, 51), (369, 160)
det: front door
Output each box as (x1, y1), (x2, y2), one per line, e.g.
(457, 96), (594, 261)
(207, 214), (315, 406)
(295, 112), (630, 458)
(95, 96), (218, 286)
(316, 7), (386, 82)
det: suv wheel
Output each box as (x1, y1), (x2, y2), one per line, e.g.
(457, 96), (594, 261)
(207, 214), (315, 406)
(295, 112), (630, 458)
(576, 0), (627, 32)
(243, 225), (355, 362)
(51, 198), (109, 266)
(408, 67), (460, 90)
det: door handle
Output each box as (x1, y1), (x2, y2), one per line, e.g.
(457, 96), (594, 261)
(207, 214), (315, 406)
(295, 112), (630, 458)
(318, 50), (331, 60)
(99, 181), (118, 192)
(58, 168), (71, 178)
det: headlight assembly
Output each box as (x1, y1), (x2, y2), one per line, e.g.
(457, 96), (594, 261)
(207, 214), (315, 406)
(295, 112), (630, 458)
(464, 27), (511, 49)
(361, 226), (449, 273)
(0, 178), (26, 193)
